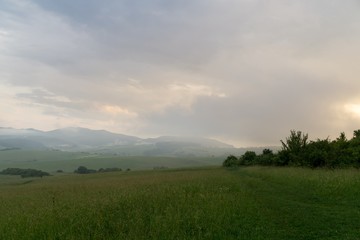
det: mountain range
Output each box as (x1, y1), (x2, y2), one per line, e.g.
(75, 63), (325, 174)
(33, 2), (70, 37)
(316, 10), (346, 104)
(0, 127), (237, 157)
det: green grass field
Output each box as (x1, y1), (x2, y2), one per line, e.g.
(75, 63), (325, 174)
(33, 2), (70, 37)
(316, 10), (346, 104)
(1, 166), (360, 239)
(0, 150), (223, 172)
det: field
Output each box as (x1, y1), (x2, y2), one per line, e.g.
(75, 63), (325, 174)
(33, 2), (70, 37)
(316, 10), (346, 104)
(0, 150), (224, 172)
(1, 167), (360, 239)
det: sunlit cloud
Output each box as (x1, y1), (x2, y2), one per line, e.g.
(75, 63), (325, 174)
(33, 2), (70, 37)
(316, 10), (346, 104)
(101, 105), (138, 117)
(344, 103), (360, 119)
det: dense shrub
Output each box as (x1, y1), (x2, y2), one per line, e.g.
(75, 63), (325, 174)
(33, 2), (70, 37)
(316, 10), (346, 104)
(74, 166), (96, 174)
(98, 167), (122, 173)
(239, 151), (257, 166)
(222, 155), (239, 167)
(75, 166), (123, 174)
(223, 129), (360, 169)
(257, 149), (275, 166)
(0, 168), (50, 178)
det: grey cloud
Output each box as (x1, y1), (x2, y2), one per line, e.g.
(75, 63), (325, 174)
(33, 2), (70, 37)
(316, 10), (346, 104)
(16, 89), (88, 111)
(5, 0), (360, 80)
(1, 0), (360, 145)
(13, 0), (218, 70)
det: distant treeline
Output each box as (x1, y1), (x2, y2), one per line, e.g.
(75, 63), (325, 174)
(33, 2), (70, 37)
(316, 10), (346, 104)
(74, 166), (126, 174)
(224, 129), (360, 168)
(0, 168), (50, 178)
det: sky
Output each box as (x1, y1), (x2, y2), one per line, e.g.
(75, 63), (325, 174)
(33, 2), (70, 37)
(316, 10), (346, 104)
(1, 0), (360, 147)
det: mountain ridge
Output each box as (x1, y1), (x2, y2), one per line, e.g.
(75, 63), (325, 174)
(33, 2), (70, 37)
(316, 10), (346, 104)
(0, 127), (235, 154)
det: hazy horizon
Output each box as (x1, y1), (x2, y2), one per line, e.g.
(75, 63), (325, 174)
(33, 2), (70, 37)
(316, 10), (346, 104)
(0, 125), (244, 148)
(1, 0), (360, 147)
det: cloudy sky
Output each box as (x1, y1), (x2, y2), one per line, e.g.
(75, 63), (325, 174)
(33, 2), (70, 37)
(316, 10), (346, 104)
(1, 0), (360, 146)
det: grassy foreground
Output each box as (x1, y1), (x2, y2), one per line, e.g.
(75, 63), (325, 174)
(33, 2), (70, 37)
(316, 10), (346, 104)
(1, 167), (360, 239)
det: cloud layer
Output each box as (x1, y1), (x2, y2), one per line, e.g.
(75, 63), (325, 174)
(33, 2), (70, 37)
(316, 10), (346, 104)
(1, 0), (360, 146)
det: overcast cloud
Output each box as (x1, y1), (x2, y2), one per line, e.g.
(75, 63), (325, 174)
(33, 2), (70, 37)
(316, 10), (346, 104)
(1, 0), (360, 146)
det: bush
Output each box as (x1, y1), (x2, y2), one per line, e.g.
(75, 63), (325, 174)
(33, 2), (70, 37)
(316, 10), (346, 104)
(0, 168), (50, 178)
(74, 166), (96, 174)
(223, 155), (239, 167)
(239, 151), (257, 166)
(98, 167), (122, 173)
(257, 149), (275, 165)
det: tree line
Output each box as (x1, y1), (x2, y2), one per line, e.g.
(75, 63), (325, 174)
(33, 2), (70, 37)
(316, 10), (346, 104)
(223, 129), (360, 168)
(0, 168), (50, 178)
(74, 166), (127, 174)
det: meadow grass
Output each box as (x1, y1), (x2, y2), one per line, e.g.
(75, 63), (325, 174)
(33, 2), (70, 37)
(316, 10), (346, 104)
(0, 150), (223, 172)
(0, 167), (359, 239)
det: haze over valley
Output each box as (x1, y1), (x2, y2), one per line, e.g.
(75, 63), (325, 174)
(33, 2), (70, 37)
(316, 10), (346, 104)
(0, 126), (270, 172)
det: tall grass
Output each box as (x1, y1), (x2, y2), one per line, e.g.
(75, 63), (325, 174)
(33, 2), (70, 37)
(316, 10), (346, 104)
(0, 167), (359, 239)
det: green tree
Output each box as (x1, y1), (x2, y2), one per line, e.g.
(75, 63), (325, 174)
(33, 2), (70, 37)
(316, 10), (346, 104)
(349, 130), (360, 167)
(303, 139), (331, 168)
(223, 155), (239, 167)
(281, 130), (308, 153)
(257, 149), (274, 166)
(331, 132), (352, 167)
(74, 166), (96, 174)
(353, 130), (360, 139)
(239, 151), (257, 166)
(279, 130), (308, 165)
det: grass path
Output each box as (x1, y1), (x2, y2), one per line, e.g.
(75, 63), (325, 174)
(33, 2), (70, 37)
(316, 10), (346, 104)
(0, 167), (359, 239)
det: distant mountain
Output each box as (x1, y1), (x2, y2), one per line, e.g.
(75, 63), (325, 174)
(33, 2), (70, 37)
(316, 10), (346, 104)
(96, 136), (237, 157)
(0, 127), (44, 136)
(0, 127), (139, 151)
(47, 127), (140, 148)
(0, 127), (240, 156)
(0, 138), (47, 150)
(0, 128), (46, 150)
